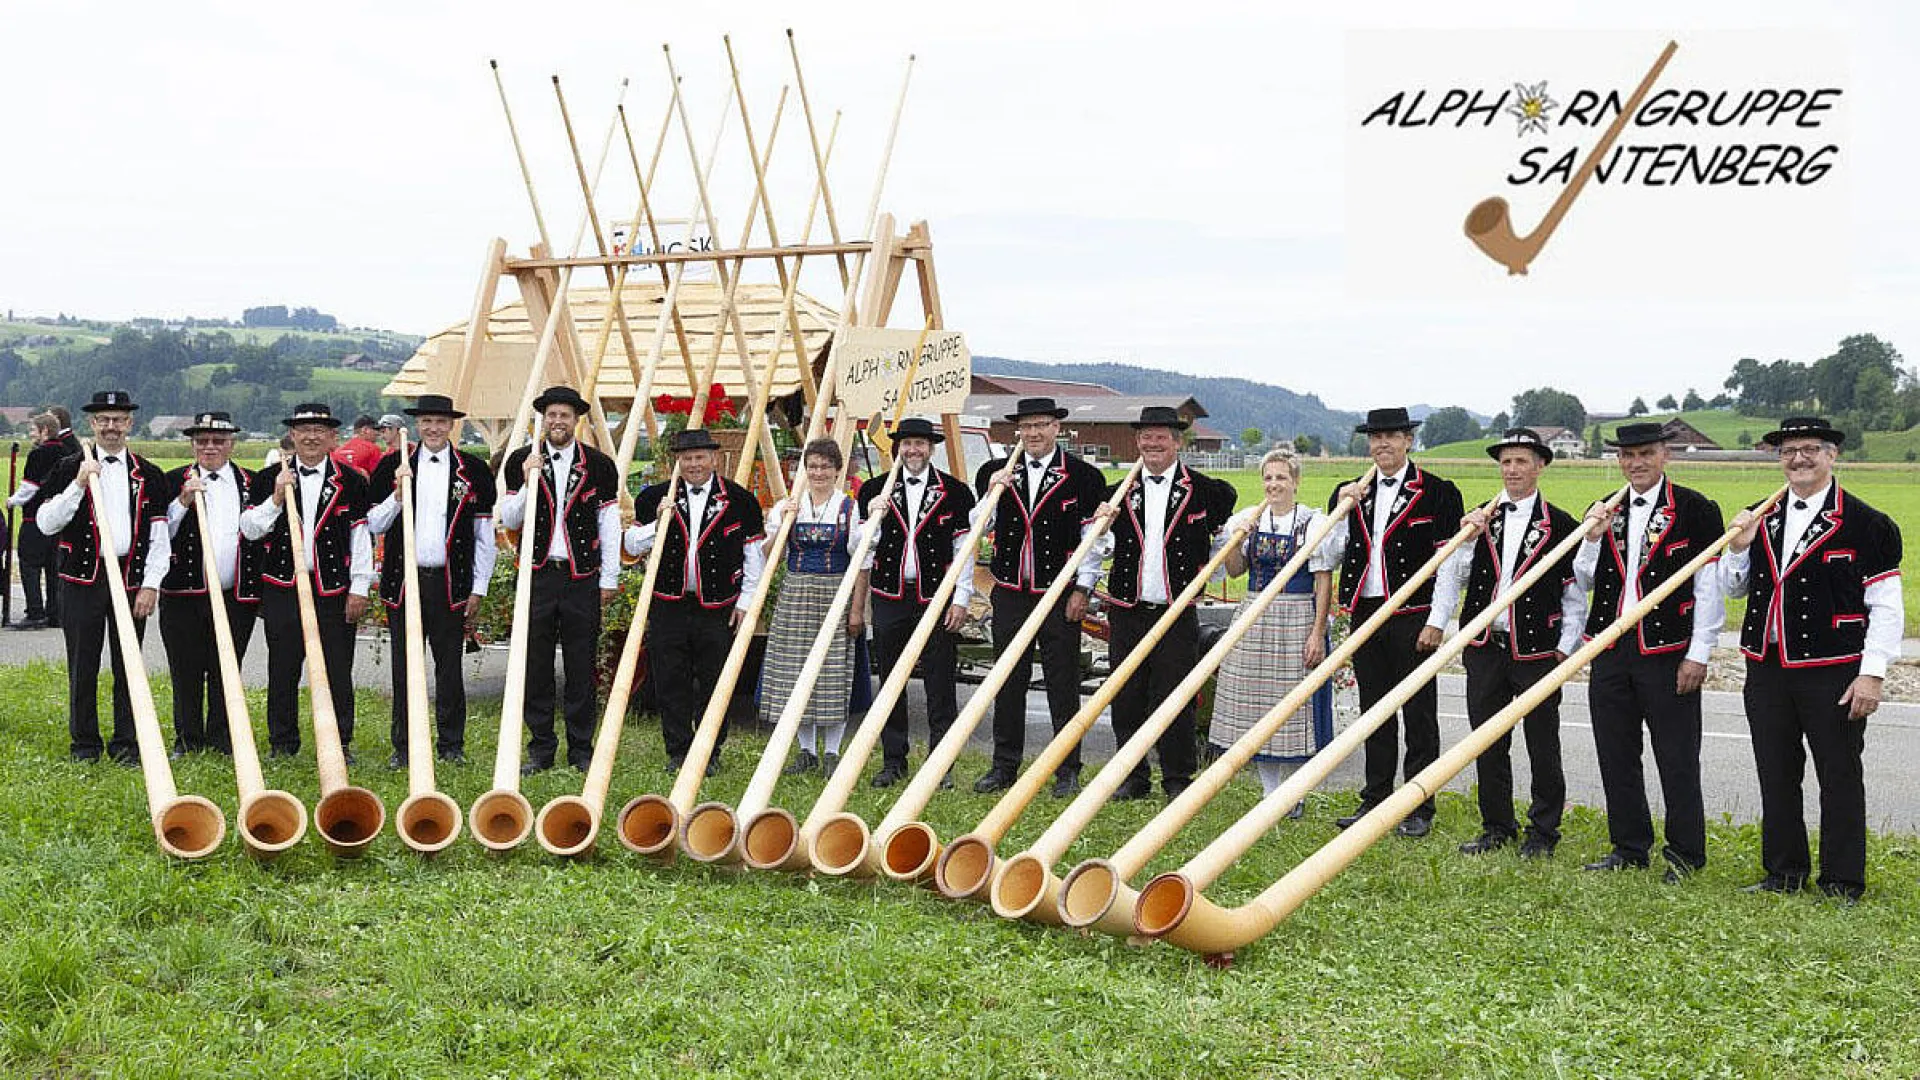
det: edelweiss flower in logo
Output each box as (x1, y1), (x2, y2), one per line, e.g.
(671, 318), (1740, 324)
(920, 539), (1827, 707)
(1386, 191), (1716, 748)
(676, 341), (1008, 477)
(1507, 81), (1558, 136)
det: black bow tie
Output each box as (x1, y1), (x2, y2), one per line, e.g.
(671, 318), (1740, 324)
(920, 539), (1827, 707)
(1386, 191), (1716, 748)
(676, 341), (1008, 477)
(1793, 499), (1808, 510)
(1147, 475), (1167, 484)
(548, 453), (563, 466)
(101, 455), (119, 465)
(1379, 477), (1397, 487)
(1632, 496), (1647, 507)
(1028, 458), (1045, 469)
(686, 486), (705, 498)
(204, 473), (219, 482)
(427, 454), (440, 465)
(905, 476), (923, 485)
(1499, 502), (1517, 514)
(298, 466), (318, 477)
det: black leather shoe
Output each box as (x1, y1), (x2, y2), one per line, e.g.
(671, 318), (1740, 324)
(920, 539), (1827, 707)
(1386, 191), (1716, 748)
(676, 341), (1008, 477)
(1393, 816), (1432, 839)
(1819, 882), (1863, 905)
(342, 749), (356, 767)
(666, 757), (685, 775)
(972, 767), (1016, 794)
(1051, 770), (1081, 799)
(1517, 836), (1555, 860)
(872, 763), (907, 789)
(1334, 804), (1379, 829)
(519, 760), (554, 778)
(1111, 775), (1152, 802)
(1740, 874), (1807, 895)
(783, 749), (819, 776)
(1459, 831), (1513, 855)
(437, 750), (467, 765)
(704, 754), (721, 778)
(822, 753), (839, 776)
(1285, 800), (1305, 820)
(108, 748), (139, 767)
(938, 770), (955, 791)
(1162, 779), (1191, 802)
(1581, 853), (1649, 872)
(9, 617), (47, 631)
(267, 746), (298, 761)
(70, 750), (101, 764)
(387, 753), (408, 771)
(169, 748), (188, 762)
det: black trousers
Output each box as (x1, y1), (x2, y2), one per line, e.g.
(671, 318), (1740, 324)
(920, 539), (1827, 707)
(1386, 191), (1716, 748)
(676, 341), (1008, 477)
(1350, 599), (1439, 820)
(988, 585), (1084, 775)
(60, 578), (145, 760)
(525, 565), (602, 769)
(872, 593), (960, 769)
(1463, 641), (1565, 843)
(388, 566), (470, 758)
(648, 596), (732, 763)
(1108, 601), (1201, 791)
(19, 527), (58, 624)
(158, 589), (256, 753)
(1589, 646), (1706, 869)
(260, 585), (358, 754)
(1744, 659), (1867, 893)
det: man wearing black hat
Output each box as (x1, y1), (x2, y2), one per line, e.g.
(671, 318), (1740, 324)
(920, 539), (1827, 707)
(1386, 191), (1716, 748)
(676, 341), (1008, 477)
(626, 426), (765, 773)
(8, 408), (81, 630)
(1429, 428), (1586, 857)
(1101, 405), (1238, 800)
(1572, 420), (1724, 880)
(497, 386), (623, 774)
(367, 395), (497, 767)
(158, 412), (263, 755)
(1720, 418), (1903, 901)
(853, 417), (978, 787)
(35, 390), (173, 763)
(970, 396), (1111, 795)
(241, 403), (375, 759)
(1326, 406), (1464, 837)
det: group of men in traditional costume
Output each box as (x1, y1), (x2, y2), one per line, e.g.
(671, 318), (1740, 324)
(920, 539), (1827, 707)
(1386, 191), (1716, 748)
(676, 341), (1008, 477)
(33, 386), (1904, 899)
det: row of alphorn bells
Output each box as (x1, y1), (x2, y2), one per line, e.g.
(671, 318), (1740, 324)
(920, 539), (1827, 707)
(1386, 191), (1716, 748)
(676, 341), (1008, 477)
(100, 415), (1790, 959)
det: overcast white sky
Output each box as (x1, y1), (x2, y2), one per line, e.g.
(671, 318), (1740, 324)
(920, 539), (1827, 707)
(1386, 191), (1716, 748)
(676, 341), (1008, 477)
(2, 0), (1913, 415)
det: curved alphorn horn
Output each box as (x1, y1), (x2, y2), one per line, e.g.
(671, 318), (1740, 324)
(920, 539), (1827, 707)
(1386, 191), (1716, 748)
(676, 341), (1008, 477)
(281, 468), (385, 856)
(1141, 484), (1786, 959)
(988, 477), (1377, 923)
(810, 463), (1143, 882)
(80, 441), (226, 859)
(392, 432), (463, 854)
(615, 48), (916, 858)
(931, 515), (1253, 901)
(741, 457), (1018, 873)
(1129, 484), (1632, 940)
(1050, 487), (1503, 932)
(191, 466), (306, 858)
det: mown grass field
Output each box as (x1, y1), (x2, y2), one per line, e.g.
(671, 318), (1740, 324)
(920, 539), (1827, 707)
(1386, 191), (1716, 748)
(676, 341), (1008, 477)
(4, 660), (1920, 1077)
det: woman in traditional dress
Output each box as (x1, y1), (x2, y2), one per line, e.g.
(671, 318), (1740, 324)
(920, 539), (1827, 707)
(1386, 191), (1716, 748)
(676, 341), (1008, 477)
(1207, 447), (1336, 814)
(761, 438), (863, 774)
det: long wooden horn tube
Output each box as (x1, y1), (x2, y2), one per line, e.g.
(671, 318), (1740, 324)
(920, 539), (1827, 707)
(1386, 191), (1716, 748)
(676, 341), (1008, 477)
(1128, 484), (1632, 940)
(932, 517), (1254, 901)
(1141, 484), (1786, 959)
(785, 30), (852, 292)
(192, 468), (304, 858)
(616, 47), (914, 857)
(988, 477), (1379, 923)
(467, 454), (539, 851)
(282, 473), (384, 856)
(1050, 488), (1505, 931)
(392, 432), (462, 854)
(811, 463), (1143, 882)
(81, 442), (226, 859)
(743, 458), (1018, 873)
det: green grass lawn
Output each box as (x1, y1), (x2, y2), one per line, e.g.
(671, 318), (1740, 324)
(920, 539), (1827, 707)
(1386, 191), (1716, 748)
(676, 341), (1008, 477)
(3, 661), (1920, 1076)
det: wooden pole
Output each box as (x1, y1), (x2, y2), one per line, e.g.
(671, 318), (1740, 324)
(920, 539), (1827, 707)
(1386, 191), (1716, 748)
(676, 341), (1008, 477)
(490, 59), (552, 252)
(192, 467), (305, 859)
(450, 237), (508, 427)
(392, 432), (463, 854)
(785, 30), (852, 292)
(80, 441), (225, 859)
(467, 452), (541, 851)
(1142, 484), (1787, 961)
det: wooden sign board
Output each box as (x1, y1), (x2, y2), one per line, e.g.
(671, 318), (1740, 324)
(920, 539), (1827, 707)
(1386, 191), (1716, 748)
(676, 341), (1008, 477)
(834, 327), (971, 419)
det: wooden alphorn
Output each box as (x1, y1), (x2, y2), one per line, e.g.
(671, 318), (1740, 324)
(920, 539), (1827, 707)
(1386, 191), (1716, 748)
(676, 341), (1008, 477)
(988, 478), (1376, 924)
(929, 516), (1253, 901)
(1048, 487), (1501, 932)
(468, 456), (540, 851)
(741, 458), (1018, 874)
(1139, 484), (1787, 960)
(80, 441), (225, 859)
(391, 432), (463, 854)
(190, 466), (305, 858)
(810, 463), (1143, 882)
(281, 469), (384, 856)
(1125, 485), (1630, 940)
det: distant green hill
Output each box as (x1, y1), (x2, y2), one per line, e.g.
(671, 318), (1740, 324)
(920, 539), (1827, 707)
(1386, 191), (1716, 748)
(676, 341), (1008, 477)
(971, 356), (1361, 446)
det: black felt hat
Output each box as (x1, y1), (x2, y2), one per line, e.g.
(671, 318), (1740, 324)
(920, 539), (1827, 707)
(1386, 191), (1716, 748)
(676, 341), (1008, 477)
(182, 411), (241, 437)
(1604, 421), (1671, 448)
(283, 403), (342, 428)
(532, 385), (591, 415)
(670, 428), (722, 453)
(1354, 407), (1420, 434)
(1761, 416), (1846, 448)
(1130, 405), (1190, 431)
(82, 389), (140, 413)
(1485, 426), (1553, 464)
(1003, 396), (1070, 421)
(889, 416), (945, 445)
(404, 394), (467, 419)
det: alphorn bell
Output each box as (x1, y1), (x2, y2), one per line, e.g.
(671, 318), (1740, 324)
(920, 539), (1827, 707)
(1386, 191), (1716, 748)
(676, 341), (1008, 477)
(1126, 484), (1630, 941)
(1052, 487), (1497, 933)
(1465, 41), (1676, 275)
(1139, 485), (1789, 960)
(930, 515), (1254, 901)
(989, 477), (1376, 925)
(281, 469), (385, 856)
(190, 465), (306, 858)
(809, 463), (1144, 882)
(392, 432), (463, 854)
(468, 456), (539, 851)
(80, 441), (225, 859)
(740, 456), (1019, 874)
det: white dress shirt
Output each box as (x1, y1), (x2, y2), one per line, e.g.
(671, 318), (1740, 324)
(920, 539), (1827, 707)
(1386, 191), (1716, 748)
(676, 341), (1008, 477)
(1023, 448), (1056, 505)
(238, 458), (373, 596)
(36, 450), (171, 590)
(1138, 464), (1178, 604)
(1572, 478), (1722, 663)
(366, 445), (499, 597)
(497, 439), (622, 590)
(621, 477), (769, 610)
(971, 457), (1106, 591)
(856, 468), (978, 607)
(165, 462), (244, 590)
(1359, 463), (1410, 599)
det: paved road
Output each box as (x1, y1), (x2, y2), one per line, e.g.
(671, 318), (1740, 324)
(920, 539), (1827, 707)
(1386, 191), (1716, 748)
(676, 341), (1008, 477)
(2, 591), (1915, 835)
